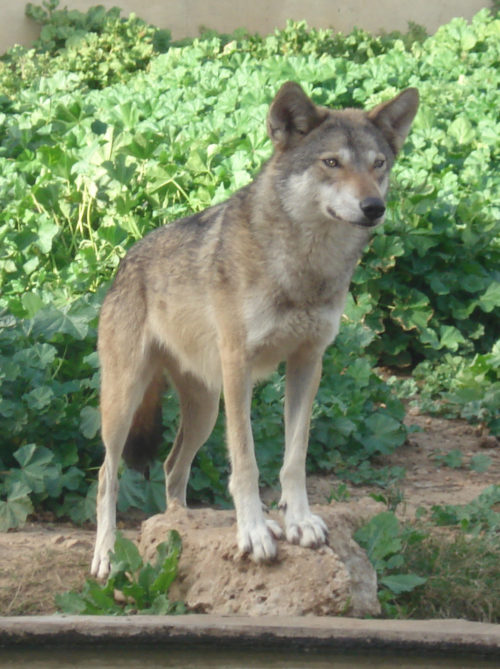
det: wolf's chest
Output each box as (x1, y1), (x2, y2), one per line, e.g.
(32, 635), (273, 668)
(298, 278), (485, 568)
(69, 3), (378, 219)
(243, 288), (345, 362)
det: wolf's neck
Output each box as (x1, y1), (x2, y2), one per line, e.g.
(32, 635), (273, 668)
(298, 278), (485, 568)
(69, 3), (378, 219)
(246, 164), (371, 295)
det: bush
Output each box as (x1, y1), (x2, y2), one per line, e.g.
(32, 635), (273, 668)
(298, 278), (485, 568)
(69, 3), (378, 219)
(0, 0), (171, 94)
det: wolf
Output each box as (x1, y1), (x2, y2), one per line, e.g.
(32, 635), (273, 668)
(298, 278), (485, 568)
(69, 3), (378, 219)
(91, 81), (419, 578)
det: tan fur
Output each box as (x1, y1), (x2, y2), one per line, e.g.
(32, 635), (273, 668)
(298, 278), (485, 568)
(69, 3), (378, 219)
(91, 82), (419, 578)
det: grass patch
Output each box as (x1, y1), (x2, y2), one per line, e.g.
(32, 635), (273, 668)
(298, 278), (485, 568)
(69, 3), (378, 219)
(355, 486), (500, 622)
(399, 531), (500, 622)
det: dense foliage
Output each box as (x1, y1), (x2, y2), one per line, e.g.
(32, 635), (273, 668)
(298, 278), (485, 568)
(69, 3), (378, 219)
(0, 3), (498, 528)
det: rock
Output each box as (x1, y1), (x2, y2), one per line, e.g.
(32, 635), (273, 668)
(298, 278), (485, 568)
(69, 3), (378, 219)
(479, 435), (499, 449)
(138, 500), (380, 617)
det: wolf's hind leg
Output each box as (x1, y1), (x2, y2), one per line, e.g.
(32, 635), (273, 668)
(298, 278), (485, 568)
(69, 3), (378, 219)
(165, 366), (220, 506)
(280, 346), (328, 548)
(91, 354), (157, 579)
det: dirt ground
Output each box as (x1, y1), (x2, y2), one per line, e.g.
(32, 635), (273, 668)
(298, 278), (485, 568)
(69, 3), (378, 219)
(1, 410), (498, 616)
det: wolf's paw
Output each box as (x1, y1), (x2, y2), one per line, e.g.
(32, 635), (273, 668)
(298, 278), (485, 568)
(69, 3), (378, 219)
(237, 518), (283, 562)
(91, 534), (115, 580)
(90, 552), (111, 580)
(285, 512), (328, 548)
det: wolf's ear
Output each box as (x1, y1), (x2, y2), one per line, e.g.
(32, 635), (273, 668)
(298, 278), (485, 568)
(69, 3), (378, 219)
(367, 88), (419, 155)
(267, 82), (326, 150)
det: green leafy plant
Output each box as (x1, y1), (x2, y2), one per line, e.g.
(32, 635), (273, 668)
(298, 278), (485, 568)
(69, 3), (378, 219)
(432, 449), (492, 472)
(433, 449), (464, 469)
(0, 298), (101, 526)
(354, 511), (427, 616)
(392, 341), (500, 435)
(369, 485), (406, 513)
(55, 531), (186, 615)
(430, 484), (500, 534)
(327, 482), (351, 503)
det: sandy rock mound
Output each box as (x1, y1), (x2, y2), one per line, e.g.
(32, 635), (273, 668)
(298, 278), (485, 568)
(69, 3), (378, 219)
(138, 501), (381, 617)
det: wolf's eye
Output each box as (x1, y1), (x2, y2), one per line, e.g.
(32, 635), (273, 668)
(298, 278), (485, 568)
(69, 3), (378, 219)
(323, 158), (340, 168)
(374, 158), (385, 169)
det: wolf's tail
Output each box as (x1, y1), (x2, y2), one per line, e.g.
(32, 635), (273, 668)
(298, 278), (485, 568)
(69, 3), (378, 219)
(122, 371), (166, 474)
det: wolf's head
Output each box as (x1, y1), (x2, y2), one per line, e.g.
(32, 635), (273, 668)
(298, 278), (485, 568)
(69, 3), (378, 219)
(267, 82), (419, 229)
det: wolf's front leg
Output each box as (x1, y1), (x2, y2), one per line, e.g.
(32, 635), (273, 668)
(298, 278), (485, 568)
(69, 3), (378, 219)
(221, 345), (282, 560)
(280, 346), (328, 547)
(230, 471), (283, 560)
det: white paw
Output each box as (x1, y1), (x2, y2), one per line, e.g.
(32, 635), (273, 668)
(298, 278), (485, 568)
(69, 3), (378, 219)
(90, 552), (111, 580)
(237, 518), (283, 562)
(91, 534), (114, 579)
(285, 512), (328, 548)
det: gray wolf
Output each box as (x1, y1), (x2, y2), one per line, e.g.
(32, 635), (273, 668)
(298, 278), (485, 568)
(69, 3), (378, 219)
(91, 81), (419, 578)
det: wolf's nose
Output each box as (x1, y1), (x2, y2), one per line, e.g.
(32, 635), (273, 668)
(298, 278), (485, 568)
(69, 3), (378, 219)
(360, 197), (386, 221)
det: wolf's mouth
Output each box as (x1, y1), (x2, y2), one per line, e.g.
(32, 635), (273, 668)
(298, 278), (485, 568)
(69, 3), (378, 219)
(326, 207), (380, 228)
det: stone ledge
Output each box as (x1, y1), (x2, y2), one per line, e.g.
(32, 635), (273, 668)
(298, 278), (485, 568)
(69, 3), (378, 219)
(1, 615), (499, 656)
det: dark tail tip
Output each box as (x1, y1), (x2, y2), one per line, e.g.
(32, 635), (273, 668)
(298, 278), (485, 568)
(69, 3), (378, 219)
(122, 373), (165, 474)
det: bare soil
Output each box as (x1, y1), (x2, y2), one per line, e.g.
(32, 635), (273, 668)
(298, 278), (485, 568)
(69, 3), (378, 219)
(1, 411), (498, 616)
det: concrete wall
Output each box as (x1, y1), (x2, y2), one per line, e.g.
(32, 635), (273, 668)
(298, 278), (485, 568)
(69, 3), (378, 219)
(0, 0), (490, 53)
